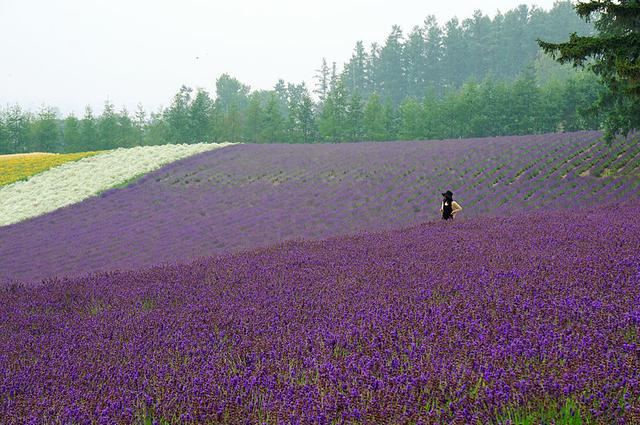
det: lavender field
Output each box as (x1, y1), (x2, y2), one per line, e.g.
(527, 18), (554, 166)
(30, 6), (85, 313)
(2, 201), (639, 423)
(2, 131), (640, 285)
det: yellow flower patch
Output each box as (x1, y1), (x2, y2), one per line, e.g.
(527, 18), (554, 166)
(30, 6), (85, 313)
(0, 151), (102, 187)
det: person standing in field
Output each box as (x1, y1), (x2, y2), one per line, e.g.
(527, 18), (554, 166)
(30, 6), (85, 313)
(440, 190), (462, 220)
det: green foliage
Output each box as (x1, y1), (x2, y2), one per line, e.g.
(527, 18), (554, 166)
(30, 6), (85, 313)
(0, 1), (612, 153)
(63, 114), (82, 152)
(80, 106), (98, 151)
(346, 91), (365, 142)
(318, 80), (350, 142)
(399, 97), (423, 140)
(363, 92), (386, 141)
(30, 106), (60, 152)
(538, 0), (640, 140)
(260, 94), (285, 143)
(495, 398), (588, 425)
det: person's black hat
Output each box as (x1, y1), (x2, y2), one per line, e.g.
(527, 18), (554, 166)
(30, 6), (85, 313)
(442, 190), (453, 197)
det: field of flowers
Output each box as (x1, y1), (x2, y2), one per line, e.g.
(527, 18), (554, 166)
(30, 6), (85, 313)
(0, 143), (233, 226)
(1, 131), (638, 285)
(1, 201), (639, 423)
(0, 151), (101, 187)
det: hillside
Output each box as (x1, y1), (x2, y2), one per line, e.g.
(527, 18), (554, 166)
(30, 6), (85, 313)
(0, 143), (233, 226)
(1, 131), (639, 285)
(2, 200), (639, 423)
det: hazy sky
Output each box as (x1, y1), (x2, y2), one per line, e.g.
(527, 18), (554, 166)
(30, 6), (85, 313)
(1, 0), (559, 115)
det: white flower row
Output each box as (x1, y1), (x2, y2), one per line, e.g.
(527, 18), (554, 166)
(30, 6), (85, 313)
(0, 142), (234, 227)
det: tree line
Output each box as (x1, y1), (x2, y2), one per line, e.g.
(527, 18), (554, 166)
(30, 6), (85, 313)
(0, 1), (605, 154)
(327, 1), (593, 103)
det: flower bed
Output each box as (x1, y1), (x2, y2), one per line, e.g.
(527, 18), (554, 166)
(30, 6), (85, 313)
(0, 151), (101, 187)
(0, 143), (234, 226)
(1, 131), (639, 285)
(1, 202), (638, 423)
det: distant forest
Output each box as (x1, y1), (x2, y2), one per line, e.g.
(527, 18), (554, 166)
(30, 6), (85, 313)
(0, 1), (601, 154)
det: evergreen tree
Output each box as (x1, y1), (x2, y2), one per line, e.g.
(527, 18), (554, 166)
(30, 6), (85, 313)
(538, 0), (640, 140)
(442, 17), (467, 89)
(144, 110), (171, 146)
(382, 98), (398, 140)
(190, 89), (214, 143)
(329, 62), (338, 93)
(363, 92), (386, 141)
(423, 16), (444, 95)
(31, 106), (60, 152)
(346, 91), (365, 142)
(165, 85), (193, 144)
(297, 92), (318, 143)
(260, 94), (285, 143)
(274, 79), (289, 117)
(343, 41), (370, 96)
(404, 26), (426, 100)
(244, 94), (264, 143)
(378, 25), (406, 105)
(368, 42), (382, 95)
(80, 106), (98, 150)
(117, 108), (135, 148)
(318, 79), (349, 142)
(63, 114), (82, 152)
(98, 101), (120, 149)
(313, 58), (330, 103)
(134, 104), (147, 146)
(220, 102), (243, 142)
(463, 10), (493, 81)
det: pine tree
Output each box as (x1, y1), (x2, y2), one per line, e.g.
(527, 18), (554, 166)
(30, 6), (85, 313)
(313, 58), (330, 103)
(382, 98), (399, 140)
(363, 93), (386, 141)
(165, 85), (193, 144)
(538, 0), (640, 140)
(404, 26), (426, 99)
(190, 89), (214, 143)
(260, 94), (285, 143)
(298, 93), (318, 143)
(63, 114), (82, 152)
(347, 91), (365, 142)
(423, 16), (444, 96)
(31, 106), (60, 152)
(318, 79), (349, 142)
(80, 106), (98, 150)
(98, 101), (120, 149)
(442, 18), (467, 89)
(117, 108), (135, 148)
(378, 25), (406, 105)
(244, 94), (264, 143)
(343, 41), (370, 95)
(134, 104), (147, 146)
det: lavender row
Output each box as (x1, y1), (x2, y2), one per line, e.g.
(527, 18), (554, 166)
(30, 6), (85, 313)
(2, 131), (638, 285)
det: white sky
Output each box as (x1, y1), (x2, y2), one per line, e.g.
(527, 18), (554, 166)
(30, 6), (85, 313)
(1, 0), (559, 115)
